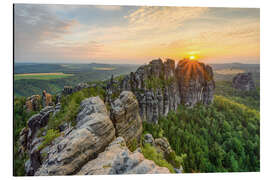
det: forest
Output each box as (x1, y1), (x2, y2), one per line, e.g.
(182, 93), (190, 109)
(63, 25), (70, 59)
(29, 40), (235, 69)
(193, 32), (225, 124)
(143, 95), (260, 172)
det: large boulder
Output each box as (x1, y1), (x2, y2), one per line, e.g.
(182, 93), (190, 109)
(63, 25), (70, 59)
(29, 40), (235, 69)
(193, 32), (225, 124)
(175, 59), (215, 107)
(77, 137), (170, 175)
(232, 72), (256, 91)
(110, 91), (143, 146)
(35, 96), (115, 175)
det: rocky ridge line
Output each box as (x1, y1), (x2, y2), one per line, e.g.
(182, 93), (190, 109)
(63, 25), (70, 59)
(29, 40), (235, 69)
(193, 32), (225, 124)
(105, 58), (215, 123)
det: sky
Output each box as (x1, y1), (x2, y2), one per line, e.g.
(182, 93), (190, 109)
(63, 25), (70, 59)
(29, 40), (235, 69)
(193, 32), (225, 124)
(14, 4), (260, 64)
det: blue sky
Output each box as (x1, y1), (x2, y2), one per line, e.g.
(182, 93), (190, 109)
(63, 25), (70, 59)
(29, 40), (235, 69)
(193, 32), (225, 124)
(14, 4), (260, 64)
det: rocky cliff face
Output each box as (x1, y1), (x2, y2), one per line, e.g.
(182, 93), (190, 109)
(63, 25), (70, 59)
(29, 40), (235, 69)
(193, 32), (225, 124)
(19, 90), (169, 175)
(232, 72), (256, 91)
(175, 59), (215, 107)
(42, 90), (53, 107)
(35, 97), (115, 175)
(110, 91), (143, 146)
(105, 58), (215, 123)
(25, 95), (41, 112)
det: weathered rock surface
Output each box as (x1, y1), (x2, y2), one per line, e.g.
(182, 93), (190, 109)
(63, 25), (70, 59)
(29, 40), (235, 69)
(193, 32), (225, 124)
(74, 82), (90, 92)
(143, 133), (155, 146)
(25, 95), (41, 112)
(23, 106), (55, 175)
(232, 72), (256, 91)
(106, 58), (215, 123)
(35, 96), (115, 176)
(77, 137), (170, 175)
(110, 91), (143, 146)
(175, 59), (215, 107)
(62, 86), (73, 95)
(42, 90), (53, 107)
(18, 127), (29, 154)
(27, 106), (55, 145)
(154, 137), (173, 156)
(62, 83), (90, 96)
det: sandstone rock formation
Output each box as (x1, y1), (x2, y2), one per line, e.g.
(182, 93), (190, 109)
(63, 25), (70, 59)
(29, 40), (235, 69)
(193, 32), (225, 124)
(35, 96), (115, 175)
(175, 59), (215, 107)
(27, 106), (55, 146)
(20, 91), (170, 176)
(25, 95), (41, 112)
(110, 91), (143, 146)
(143, 133), (155, 146)
(62, 83), (90, 96)
(23, 106), (55, 175)
(154, 137), (173, 156)
(42, 90), (53, 107)
(232, 72), (256, 91)
(105, 58), (215, 123)
(62, 86), (73, 95)
(77, 137), (170, 175)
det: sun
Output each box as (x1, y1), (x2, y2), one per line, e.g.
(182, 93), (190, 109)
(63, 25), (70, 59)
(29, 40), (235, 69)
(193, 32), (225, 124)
(189, 55), (196, 60)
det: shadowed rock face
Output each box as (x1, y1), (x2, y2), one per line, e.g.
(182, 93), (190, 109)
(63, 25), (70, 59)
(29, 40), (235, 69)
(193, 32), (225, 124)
(106, 58), (215, 123)
(232, 72), (256, 91)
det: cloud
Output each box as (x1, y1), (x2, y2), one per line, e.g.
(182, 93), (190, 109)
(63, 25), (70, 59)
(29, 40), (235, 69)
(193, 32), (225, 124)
(125, 6), (208, 33)
(94, 5), (122, 11)
(14, 4), (80, 62)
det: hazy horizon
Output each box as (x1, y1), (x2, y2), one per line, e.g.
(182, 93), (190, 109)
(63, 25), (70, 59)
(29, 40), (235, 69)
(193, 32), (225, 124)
(14, 4), (260, 64)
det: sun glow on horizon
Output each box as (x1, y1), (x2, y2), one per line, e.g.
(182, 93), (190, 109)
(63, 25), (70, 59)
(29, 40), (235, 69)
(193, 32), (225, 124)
(190, 56), (196, 60)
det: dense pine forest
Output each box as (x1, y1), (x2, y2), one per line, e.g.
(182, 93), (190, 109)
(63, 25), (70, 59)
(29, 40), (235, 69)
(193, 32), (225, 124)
(143, 95), (260, 172)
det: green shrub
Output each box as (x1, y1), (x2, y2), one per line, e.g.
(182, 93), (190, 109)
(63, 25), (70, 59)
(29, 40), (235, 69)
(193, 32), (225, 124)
(128, 138), (138, 152)
(142, 143), (175, 173)
(47, 86), (105, 130)
(38, 129), (61, 151)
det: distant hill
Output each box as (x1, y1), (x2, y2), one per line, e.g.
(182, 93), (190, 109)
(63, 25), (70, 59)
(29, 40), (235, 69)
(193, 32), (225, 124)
(14, 63), (140, 97)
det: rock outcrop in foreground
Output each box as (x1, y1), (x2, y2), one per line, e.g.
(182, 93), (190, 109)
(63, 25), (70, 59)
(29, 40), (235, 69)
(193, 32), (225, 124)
(35, 97), (116, 175)
(77, 137), (170, 175)
(105, 58), (215, 123)
(232, 72), (256, 91)
(19, 90), (169, 176)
